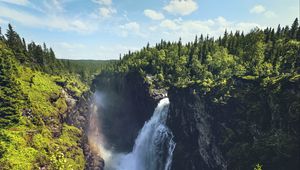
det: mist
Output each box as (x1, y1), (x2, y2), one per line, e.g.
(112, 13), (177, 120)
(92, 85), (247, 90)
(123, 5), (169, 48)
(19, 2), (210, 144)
(87, 91), (175, 170)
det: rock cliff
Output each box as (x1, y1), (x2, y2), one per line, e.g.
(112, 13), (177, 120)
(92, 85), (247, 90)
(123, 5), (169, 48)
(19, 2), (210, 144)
(167, 76), (300, 170)
(66, 90), (105, 170)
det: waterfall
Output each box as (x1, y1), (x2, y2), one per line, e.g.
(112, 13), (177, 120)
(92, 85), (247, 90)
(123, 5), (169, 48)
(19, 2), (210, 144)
(109, 98), (176, 170)
(88, 93), (112, 162)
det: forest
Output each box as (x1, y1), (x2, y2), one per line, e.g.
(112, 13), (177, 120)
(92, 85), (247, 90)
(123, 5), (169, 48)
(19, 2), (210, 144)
(0, 24), (112, 169)
(115, 18), (300, 91)
(0, 17), (299, 169)
(95, 18), (300, 170)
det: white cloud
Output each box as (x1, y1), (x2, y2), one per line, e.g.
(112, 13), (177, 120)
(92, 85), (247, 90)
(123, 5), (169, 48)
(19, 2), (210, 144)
(54, 43), (140, 60)
(160, 19), (178, 30)
(156, 17), (263, 43)
(0, 18), (8, 25)
(144, 9), (164, 20)
(233, 22), (261, 31)
(59, 42), (85, 50)
(149, 26), (158, 31)
(71, 20), (92, 32)
(0, 0), (28, 6)
(92, 0), (112, 6)
(43, 0), (64, 13)
(250, 4), (277, 19)
(119, 22), (141, 37)
(121, 22), (140, 32)
(215, 16), (231, 27)
(99, 7), (117, 18)
(264, 11), (276, 18)
(250, 5), (266, 14)
(91, 0), (117, 19)
(164, 0), (198, 16)
(0, 6), (95, 33)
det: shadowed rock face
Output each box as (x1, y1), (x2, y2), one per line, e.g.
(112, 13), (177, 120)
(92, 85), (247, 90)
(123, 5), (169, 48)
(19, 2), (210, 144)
(90, 69), (299, 170)
(167, 77), (300, 170)
(167, 87), (226, 170)
(66, 91), (104, 170)
(92, 71), (159, 153)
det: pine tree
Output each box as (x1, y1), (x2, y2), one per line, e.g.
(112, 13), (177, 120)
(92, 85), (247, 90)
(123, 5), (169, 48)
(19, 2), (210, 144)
(222, 30), (229, 47)
(5, 24), (26, 62)
(0, 43), (25, 128)
(276, 25), (282, 38)
(243, 29), (265, 75)
(5, 24), (22, 51)
(290, 18), (299, 39)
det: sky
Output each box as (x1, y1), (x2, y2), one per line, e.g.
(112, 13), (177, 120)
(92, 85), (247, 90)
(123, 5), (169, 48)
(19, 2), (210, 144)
(0, 0), (299, 60)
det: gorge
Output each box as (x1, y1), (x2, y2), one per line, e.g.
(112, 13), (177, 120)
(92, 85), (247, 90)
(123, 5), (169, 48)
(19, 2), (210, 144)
(0, 18), (299, 170)
(87, 67), (299, 170)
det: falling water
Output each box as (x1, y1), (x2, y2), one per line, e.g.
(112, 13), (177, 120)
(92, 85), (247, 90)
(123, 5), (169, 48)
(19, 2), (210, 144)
(88, 93), (112, 162)
(113, 98), (176, 170)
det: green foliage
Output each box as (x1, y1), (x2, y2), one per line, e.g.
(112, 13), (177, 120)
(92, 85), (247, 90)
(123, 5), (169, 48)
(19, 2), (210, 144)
(60, 59), (117, 83)
(0, 18), (299, 170)
(105, 18), (300, 170)
(50, 150), (68, 170)
(114, 18), (300, 93)
(254, 164), (262, 170)
(0, 42), (26, 128)
(0, 26), (88, 169)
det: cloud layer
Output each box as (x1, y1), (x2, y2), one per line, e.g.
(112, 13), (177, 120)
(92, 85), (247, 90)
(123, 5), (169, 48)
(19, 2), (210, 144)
(0, 0), (295, 60)
(0, 5), (95, 33)
(144, 9), (164, 20)
(250, 5), (266, 14)
(0, 0), (28, 6)
(164, 0), (198, 16)
(250, 4), (276, 18)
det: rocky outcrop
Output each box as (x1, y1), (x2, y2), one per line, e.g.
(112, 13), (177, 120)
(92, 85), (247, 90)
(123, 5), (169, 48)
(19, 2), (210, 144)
(167, 87), (226, 170)
(167, 76), (300, 170)
(66, 90), (104, 170)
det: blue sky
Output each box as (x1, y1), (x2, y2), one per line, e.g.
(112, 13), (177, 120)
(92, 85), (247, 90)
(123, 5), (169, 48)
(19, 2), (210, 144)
(0, 0), (299, 60)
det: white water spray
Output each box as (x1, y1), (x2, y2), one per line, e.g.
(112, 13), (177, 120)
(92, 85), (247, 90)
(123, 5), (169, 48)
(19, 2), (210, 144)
(109, 98), (176, 170)
(88, 93), (112, 162)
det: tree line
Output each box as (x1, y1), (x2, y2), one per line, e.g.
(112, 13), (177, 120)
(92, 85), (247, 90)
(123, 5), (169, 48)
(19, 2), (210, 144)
(115, 18), (300, 92)
(0, 24), (114, 79)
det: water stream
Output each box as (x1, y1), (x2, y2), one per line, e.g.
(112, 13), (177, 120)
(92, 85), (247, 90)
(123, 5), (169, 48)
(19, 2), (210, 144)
(89, 93), (175, 170)
(107, 98), (176, 170)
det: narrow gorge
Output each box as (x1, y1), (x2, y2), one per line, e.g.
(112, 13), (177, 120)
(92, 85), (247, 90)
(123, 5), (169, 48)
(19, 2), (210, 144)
(0, 16), (299, 170)
(83, 69), (299, 170)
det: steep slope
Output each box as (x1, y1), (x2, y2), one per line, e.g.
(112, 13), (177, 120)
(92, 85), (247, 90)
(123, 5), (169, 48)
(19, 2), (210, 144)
(92, 71), (159, 152)
(167, 75), (300, 170)
(0, 41), (99, 169)
(95, 19), (300, 170)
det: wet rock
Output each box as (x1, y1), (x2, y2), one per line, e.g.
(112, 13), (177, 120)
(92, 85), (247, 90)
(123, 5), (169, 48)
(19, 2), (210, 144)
(66, 90), (105, 170)
(150, 88), (168, 101)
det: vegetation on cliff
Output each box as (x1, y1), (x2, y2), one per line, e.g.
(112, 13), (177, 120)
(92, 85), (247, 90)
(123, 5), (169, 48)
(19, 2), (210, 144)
(0, 25), (93, 169)
(115, 19), (299, 91)
(0, 16), (299, 169)
(99, 18), (300, 169)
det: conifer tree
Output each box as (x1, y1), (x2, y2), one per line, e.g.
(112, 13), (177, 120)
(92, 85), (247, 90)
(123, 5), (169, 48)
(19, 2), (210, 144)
(290, 18), (299, 39)
(5, 24), (26, 62)
(0, 43), (25, 127)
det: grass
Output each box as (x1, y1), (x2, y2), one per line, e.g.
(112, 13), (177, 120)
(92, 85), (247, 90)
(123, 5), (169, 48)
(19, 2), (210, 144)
(0, 61), (89, 169)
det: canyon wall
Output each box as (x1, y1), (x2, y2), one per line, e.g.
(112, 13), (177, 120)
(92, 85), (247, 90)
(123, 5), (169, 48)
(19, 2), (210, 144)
(92, 71), (159, 152)
(91, 71), (299, 170)
(167, 77), (300, 170)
